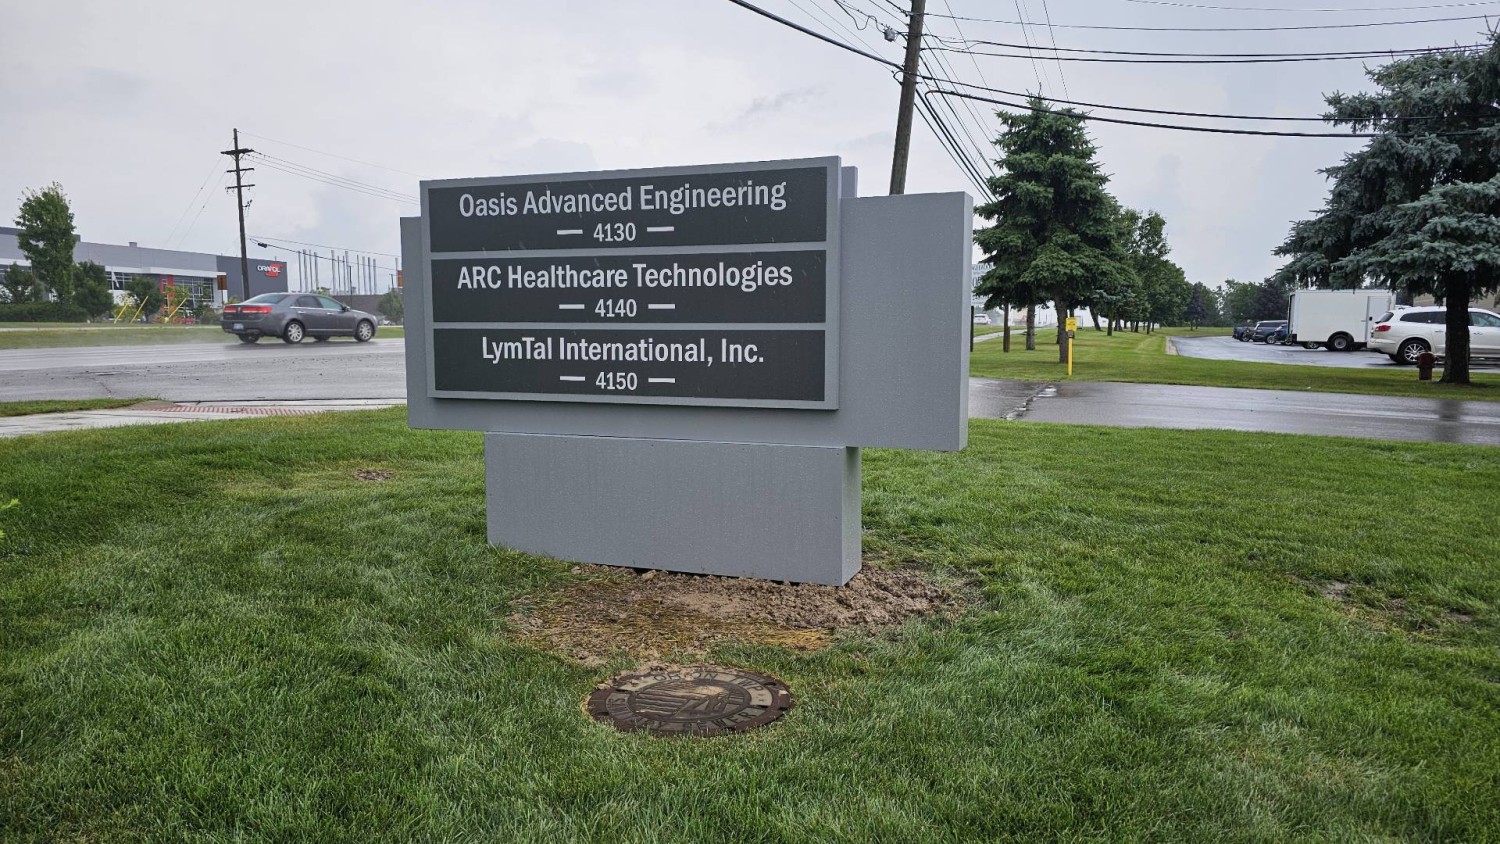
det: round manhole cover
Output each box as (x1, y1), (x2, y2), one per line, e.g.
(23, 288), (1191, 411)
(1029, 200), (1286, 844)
(585, 665), (794, 736)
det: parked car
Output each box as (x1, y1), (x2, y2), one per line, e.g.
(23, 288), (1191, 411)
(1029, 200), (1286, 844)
(973, 313), (991, 325)
(1232, 321), (1254, 341)
(1251, 320), (1288, 343)
(1266, 324), (1291, 345)
(221, 293), (379, 344)
(1368, 305), (1500, 364)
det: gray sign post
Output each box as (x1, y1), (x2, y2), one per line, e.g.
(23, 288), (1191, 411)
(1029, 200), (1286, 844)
(404, 157), (970, 585)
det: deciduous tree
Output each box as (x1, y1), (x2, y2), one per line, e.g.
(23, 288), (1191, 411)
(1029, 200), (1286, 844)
(14, 183), (77, 305)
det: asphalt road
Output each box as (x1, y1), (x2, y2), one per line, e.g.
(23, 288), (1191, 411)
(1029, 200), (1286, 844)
(0, 339), (406, 402)
(974, 379), (1500, 446)
(2, 338), (1497, 445)
(1170, 334), (1500, 371)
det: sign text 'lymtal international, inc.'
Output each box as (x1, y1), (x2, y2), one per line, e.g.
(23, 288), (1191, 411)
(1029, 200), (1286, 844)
(421, 158), (840, 409)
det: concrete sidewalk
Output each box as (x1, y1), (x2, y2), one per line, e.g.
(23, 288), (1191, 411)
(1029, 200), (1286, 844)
(0, 400), (402, 438)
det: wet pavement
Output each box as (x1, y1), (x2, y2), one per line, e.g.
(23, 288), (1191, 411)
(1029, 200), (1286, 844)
(1170, 334), (1500, 371)
(974, 379), (1500, 446)
(3, 340), (1498, 446)
(0, 339), (406, 402)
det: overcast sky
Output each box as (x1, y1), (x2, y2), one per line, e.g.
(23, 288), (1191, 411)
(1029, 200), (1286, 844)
(1, 0), (1491, 292)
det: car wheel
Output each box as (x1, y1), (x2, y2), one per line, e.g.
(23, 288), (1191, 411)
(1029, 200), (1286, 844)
(355, 320), (374, 342)
(1301, 342), (1320, 350)
(282, 321), (305, 344)
(1397, 338), (1429, 365)
(1328, 333), (1353, 352)
(238, 334), (259, 344)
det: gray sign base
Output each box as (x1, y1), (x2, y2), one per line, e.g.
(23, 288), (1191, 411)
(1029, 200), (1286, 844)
(485, 432), (861, 585)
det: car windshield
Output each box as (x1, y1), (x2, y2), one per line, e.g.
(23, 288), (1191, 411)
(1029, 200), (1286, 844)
(243, 294), (289, 305)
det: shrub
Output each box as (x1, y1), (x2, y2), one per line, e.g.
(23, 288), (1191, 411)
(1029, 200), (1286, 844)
(0, 302), (89, 322)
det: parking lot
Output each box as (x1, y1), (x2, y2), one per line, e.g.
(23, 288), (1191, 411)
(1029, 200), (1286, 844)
(1170, 334), (1500, 371)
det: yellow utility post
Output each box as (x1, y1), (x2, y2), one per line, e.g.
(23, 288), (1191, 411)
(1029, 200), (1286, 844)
(1065, 316), (1077, 377)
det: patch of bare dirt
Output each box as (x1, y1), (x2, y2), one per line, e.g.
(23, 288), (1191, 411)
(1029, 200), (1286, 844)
(507, 564), (965, 666)
(1294, 575), (1479, 636)
(354, 469), (393, 482)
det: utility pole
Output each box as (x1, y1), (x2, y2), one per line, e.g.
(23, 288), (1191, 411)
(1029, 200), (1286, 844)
(888, 0), (927, 195)
(221, 128), (254, 302)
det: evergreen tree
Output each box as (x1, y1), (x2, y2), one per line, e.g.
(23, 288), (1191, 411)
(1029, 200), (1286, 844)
(14, 183), (78, 304)
(1275, 34), (1500, 383)
(974, 98), (1130, 361)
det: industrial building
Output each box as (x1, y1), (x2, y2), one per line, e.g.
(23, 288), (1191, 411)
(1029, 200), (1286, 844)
(0, 227), (287, 308)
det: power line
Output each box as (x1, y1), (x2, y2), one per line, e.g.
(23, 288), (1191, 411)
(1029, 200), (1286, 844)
(928, 88), (1492, 136)
(923, 10), (1497, 30)
(927, 44), (1485, 62)
(164, 158), (224, 247)
(1120, 0), (1500, 11)
(1036, 0), (1071, 100)
(726, 0), (1491, 137)
(924, 34), (1488, 57)
(240, 131), (422, 178)
(253, 153), (416, 200)
(247, 234), (401, 258)
(1011, 0), (1051, 93)
(252, 155), (418, 205)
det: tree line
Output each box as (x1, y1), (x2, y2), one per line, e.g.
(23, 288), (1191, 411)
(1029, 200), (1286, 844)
(972, 97), (1195, 358)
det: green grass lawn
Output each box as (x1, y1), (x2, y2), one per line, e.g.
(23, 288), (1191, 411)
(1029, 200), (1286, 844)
(972, 325), (1500, 402)
(0, 398), (153, 417)
(0, 324), (404, 349)
(1, 411), (1496, 841)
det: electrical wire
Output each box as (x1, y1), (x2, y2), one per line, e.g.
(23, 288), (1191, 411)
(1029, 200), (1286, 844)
(1012, 0), (1051, 93)
(241, 131), (422, 178)
(171, 173), (227, 250)
(164, 158), (224, 247)
(927, 43), (1485, 62)
(919, 53), (1000, 179)
(252, 155), (418, 205)
(253, 153), (416, 201)
(1036, 0), (1071, 99)
(927, 87), (1493, 136)
(914, 91), (993, 195)
(923, 10), (1497, 30)
(247, 234), (401, 258)
(726, 0), (1492, 137)
(1121, 0), (1500, 11)
(923, 33), (1488, 57)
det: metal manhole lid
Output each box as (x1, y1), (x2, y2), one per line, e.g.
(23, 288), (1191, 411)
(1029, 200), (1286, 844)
(585, 665), (793, 736)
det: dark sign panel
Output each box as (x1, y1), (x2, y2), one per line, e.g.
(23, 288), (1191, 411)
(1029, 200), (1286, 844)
(422, 158), (838, 409)
(429, 250), (826, 323)
(433, 328), (825, 402)
(426, 166), (828, 253)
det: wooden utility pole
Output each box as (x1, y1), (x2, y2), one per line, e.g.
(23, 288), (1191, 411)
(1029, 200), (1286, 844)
(222, 128), (255, 302)
(888, 0), (927, 195)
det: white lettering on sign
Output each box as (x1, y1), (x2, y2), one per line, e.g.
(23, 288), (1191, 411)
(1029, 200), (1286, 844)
(456, 181), (789, 218)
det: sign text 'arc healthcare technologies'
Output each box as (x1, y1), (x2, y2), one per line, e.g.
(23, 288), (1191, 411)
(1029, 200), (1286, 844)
(421, 158), (840, 409)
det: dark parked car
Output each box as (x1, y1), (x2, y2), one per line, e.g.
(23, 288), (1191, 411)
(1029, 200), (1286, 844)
(221, 293), (379, 344)
(1251, 320), (1288, 343)
(1232, 321), (1254, 341)
(1266, 324), (1291, 345)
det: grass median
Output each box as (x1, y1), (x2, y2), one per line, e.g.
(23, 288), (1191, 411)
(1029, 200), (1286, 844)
(0, 398), (154, 417)
(0, 324), (406, 349)
(0, 411), (1495, 841)
(971, 325), (1500, 401)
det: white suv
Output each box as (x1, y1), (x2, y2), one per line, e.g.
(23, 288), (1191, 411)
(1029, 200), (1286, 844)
(1368, 305), (1500, 364)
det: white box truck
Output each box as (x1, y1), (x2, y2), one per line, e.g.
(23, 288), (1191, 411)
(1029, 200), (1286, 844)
(1288, 289), (1396, 352)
